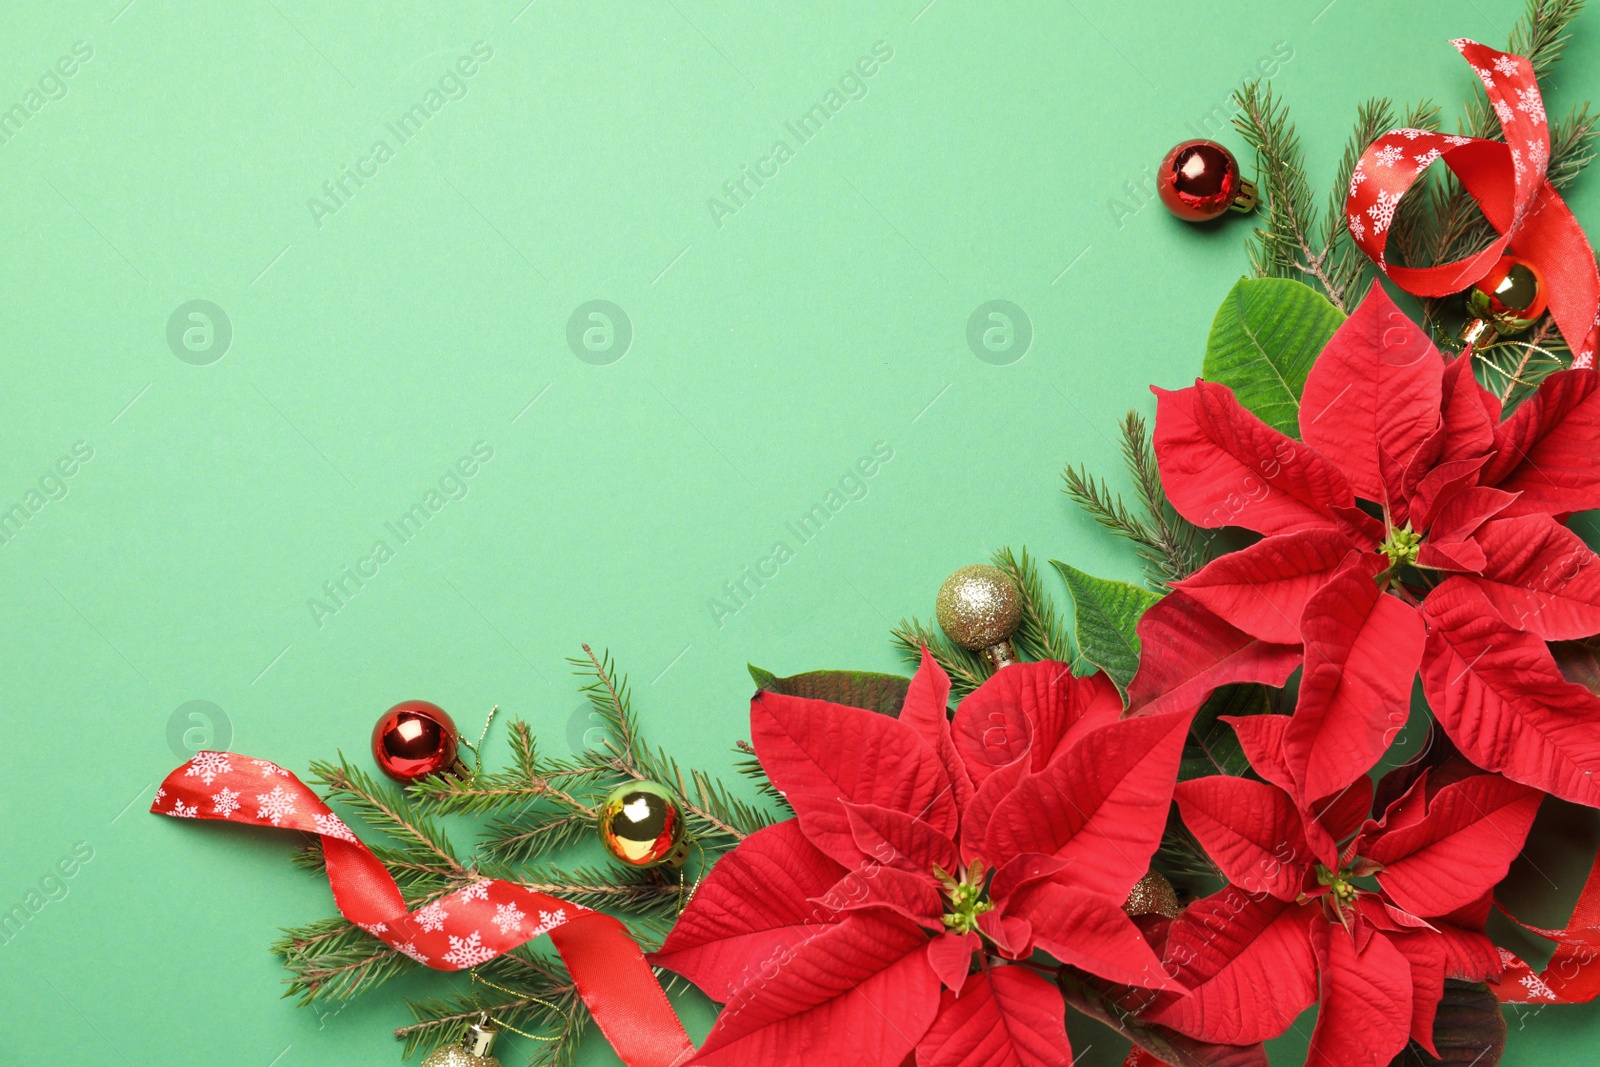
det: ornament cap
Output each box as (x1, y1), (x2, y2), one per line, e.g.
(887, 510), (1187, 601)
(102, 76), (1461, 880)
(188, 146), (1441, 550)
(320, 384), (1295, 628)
(465, 1013), (498, 1057)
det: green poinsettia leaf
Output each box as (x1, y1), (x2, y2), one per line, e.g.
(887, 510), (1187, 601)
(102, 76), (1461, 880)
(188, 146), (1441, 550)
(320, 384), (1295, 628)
(1203, 277), (1346, 438)
(1181, 683), (1274, 779)
(1389, 981), (1505, 1067)
(747, 666), (911, 717)
(1051, 562), (1159, 695)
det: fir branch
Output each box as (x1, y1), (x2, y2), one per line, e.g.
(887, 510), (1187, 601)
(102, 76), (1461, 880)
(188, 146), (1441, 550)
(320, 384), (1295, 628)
(511, 863), (682, 916)
(991, 546), (1073, 663)
(1234, 80), (1354, 311)
(1063, 412), (1205, 591)
(574, 645), (767, 845)
(309, 757), (464, 876)
(735, 741), (788, 807)
(890, 617), (992, 697)
(274, 917), (418, 1004)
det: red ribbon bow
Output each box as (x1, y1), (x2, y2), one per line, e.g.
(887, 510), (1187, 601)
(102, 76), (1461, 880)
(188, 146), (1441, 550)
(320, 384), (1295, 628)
(1345, 39), (1600, 367)
(152, 752), (694, 1067)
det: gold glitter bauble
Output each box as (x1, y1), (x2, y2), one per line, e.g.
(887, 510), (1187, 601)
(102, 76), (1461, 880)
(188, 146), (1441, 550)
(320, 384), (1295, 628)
(421, 1048), (503, 1067)
(1122, 871), (1180, 919)
(936, 565), (1024, 650)
(598, 780), (688, 867)
(421, 1015), (503, 1067)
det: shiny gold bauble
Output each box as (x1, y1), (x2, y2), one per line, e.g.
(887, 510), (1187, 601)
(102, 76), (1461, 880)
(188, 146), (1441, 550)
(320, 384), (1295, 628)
(1122, 871), (1180, 919)
(1466, 254), (1547, 335)
(598, 780), (688, 868)
(421, 1015), (503, 1067)
(936, 565), (1023, 653)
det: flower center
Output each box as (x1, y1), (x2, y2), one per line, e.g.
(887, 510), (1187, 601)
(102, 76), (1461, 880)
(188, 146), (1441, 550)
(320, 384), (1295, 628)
(1378, 524), (1422, 569)
(1315, 863), (1360, 907)
(934, 862), (994, 934)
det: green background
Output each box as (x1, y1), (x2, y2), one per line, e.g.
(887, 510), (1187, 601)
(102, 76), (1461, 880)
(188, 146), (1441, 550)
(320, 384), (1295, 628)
(3, 0), (1597, 1063)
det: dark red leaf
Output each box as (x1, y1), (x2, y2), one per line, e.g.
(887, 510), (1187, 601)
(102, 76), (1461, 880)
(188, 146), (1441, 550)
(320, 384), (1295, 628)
(1420, 578), (1600, 807)
(1299, 282), (1445, 502)
(1153, 381), (1359, 535)
(1173, 529), (1356, 645)
(917, 965), (1071, 1067)
(1127, 592), (1302, 720)
(1282, 558), (1426, 806)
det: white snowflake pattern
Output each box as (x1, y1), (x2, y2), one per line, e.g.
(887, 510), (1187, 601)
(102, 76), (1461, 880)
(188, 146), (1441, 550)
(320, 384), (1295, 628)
(492, 902), (525, 935)
(171, 799), (199, 818)
(1494, 55), (1520, 77)
(359, 921), (388, 935)
(1521, 972), (1558, 1000)
(1511, 148), (1525, 179)
(1413, 149), (1442, 174)
(1396, 127), (1428, 141)
(1366, 190), (1401, 235)
(395, 942), (429, 964)
(531, 908), (568, 937)
(1494, 98), (1516, 127)
(1348, 167), (1367, 196)
(1347, 213), (1366, 244)
(1473, 66), (1496, 89)
(212, 788), (241, 819)
(443, 930), (497, 969)
(416, 901), (449, 932)
(256, 785), (297, 826)
(1444, 135), (1473, 146)
(154, 787), (166, 802)
(313, 812), (358, 842)
(1516, 87), (1547, 125)
(1373, 143), (1406, 168)
(1498, 947), (1519, 967)
(185, 751), (232, 786)
(1530, 140), (1549, 173)
(252, 758), (290, 778)
(460, 881), (491, 902)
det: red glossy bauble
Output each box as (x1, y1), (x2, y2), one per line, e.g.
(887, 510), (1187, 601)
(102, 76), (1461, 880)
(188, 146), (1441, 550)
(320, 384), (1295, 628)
(1157, 139), (1257, 222)
(372, 700), (460, 783)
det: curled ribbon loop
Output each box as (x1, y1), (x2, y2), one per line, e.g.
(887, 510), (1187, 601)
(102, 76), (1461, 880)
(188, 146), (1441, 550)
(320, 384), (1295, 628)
(152, 752), (694, 1067)
(1345, 39), (1600, 367)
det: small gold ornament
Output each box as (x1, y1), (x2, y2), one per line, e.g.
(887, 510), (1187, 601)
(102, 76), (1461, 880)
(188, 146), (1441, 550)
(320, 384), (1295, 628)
(936, 565), (1023, 669)
(598, 780), (689, 868)
(421, 1014), (504, 1067)
(1122, 871), (1180, 919)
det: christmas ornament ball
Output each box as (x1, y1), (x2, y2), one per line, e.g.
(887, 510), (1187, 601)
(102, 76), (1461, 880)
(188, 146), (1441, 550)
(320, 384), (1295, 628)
(372, 700), (460, 783)
(421, 1015), (503, 1067)
(1467, 253), (1548, 334)
(1123, 871), (1181, 919)
(599, 780), (688, 867)
(936, 565), (1024, 651)
(1157, 139), (1257, 221)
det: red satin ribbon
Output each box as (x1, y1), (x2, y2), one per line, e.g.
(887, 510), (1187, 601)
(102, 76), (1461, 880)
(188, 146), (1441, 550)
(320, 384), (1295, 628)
(152, 752), (694, 1066)
(1345, 39), (1600, 367)
(1493, 844), (1600, 1005)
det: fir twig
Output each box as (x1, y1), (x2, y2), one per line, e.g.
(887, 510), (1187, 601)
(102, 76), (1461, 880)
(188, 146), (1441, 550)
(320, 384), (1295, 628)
(991, 546), (1074, 664)
(890, 618), (992, 697)
(1063, 412), (1205, 591)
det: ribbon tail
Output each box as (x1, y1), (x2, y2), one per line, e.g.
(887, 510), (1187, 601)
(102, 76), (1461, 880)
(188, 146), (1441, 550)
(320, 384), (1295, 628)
(1513, 180), (1600, 367)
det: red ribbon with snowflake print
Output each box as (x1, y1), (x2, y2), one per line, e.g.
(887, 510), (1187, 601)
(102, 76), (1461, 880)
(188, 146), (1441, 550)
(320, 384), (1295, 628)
(1492, 844), (1600, 1005)
(1344, 39), (1600, 367)
(153, 752), (694, 1067)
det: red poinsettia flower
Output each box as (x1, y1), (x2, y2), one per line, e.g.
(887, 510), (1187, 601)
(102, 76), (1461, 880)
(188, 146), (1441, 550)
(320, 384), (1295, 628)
(652, 651), (1192, 1067)
(1144, 715), (1542, 1066)
(1150, 281), (1600, 809)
